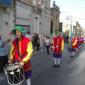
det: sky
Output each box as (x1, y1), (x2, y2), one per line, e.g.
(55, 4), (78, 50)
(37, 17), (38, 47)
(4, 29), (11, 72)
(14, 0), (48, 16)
(51, 0), (85, 27)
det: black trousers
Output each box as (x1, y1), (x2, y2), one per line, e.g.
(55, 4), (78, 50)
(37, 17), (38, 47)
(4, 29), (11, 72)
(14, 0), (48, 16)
(0, 56), (4, 72)
(0, 55), (8, 72)
(46, 45), (50, 54)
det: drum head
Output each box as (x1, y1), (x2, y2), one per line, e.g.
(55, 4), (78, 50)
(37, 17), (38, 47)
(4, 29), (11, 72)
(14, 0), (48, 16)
(4, 64), (25, 85)
(5, 64), (21, 71)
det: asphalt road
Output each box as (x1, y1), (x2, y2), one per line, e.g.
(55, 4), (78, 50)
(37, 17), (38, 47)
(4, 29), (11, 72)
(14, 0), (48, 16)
(0, 44), (85, 85)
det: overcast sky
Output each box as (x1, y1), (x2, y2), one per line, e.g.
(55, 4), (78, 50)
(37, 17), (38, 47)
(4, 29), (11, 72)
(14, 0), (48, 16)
(51, 0), (85, 27)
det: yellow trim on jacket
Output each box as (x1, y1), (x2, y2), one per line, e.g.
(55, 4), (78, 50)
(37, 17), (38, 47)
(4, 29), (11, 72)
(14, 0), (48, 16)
(72, 39), (77, 46)
(9, 44), (14, 60)
(61, 39), (64, 52)
(22, 41), (33, 63)
(9, 41), (33, 63)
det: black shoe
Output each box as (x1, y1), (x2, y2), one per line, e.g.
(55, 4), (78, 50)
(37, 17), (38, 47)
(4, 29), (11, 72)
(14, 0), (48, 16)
(53, 64), (61, 68)
(53, 64), (57, 67)
(70, 55), (74, 58)
(56, 65), (61, 68)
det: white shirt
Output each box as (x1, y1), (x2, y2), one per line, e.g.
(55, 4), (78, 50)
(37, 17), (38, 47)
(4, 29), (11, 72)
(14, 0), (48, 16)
(25, 34), (32, 40)
(45, 39), (50, 45)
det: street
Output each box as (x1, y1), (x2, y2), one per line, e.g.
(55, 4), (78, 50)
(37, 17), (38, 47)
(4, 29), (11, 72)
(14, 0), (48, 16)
(0, 0), (85, 85)
(0, 44), (85, 85)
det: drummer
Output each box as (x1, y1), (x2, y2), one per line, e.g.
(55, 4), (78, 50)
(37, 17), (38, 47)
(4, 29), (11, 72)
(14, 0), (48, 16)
(9, 25), (33, 85)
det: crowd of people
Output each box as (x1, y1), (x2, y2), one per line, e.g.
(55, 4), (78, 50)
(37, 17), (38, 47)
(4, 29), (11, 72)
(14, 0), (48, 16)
(0, 25), (84, 85)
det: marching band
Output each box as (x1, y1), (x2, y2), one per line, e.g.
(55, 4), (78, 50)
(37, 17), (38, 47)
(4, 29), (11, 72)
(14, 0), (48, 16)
(0, 27), (84, 85)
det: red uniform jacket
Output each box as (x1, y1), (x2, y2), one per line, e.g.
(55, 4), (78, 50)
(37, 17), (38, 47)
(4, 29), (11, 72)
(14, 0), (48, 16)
(72, 37), (78, 49)
(10, 36), (33, 72)
(52, 36), (64, 54)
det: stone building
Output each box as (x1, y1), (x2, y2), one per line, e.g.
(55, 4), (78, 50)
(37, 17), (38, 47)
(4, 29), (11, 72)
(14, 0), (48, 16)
(16, 0), (51, 35)
(0, 0), (51, 40)
(15, 0), (34, 34)
(33, 0), (51, 35)
(0, 0), (15, 40)
(50, 1), (60, 34)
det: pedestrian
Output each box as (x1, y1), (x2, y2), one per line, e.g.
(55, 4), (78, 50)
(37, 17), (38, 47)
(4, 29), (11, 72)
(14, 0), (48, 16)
(0, 34), (10, 73)
(78, 36), (83, 48)
(71, 35), (79, 57)
(67, 37), (72, 53)
(9, 25), (33, 85)
(36, 34), (40, 51)
(32, 33), (40, 51)
(84, 36), (85, 43)
(25, 31), (32, 40)
(0, 34), (4, 72)
(44, 36), (51, 55)
(52, 32), (64, 68)
(43, 34), (46, 47)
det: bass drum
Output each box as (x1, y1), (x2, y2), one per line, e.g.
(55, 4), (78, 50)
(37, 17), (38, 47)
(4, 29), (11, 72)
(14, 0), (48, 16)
(4, 64), (25, 85)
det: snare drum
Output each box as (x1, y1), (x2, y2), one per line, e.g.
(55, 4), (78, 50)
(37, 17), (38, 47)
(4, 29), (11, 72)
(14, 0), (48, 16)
(4, 64), (25, 85)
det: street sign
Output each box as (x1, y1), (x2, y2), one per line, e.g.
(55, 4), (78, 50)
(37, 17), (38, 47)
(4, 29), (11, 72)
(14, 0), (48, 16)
(0, 0), (13, 7)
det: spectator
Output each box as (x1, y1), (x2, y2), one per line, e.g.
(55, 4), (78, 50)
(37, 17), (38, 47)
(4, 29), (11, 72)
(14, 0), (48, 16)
(0, 34), (10, 72)
(44, 36), (51, 55)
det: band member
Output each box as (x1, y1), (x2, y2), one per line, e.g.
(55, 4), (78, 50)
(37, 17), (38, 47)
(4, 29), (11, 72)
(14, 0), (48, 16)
(52, 32), (64, 67)
(9, 25), (33, 85)
(78, 36), (84, 48)
(71, 35), (79, 57)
